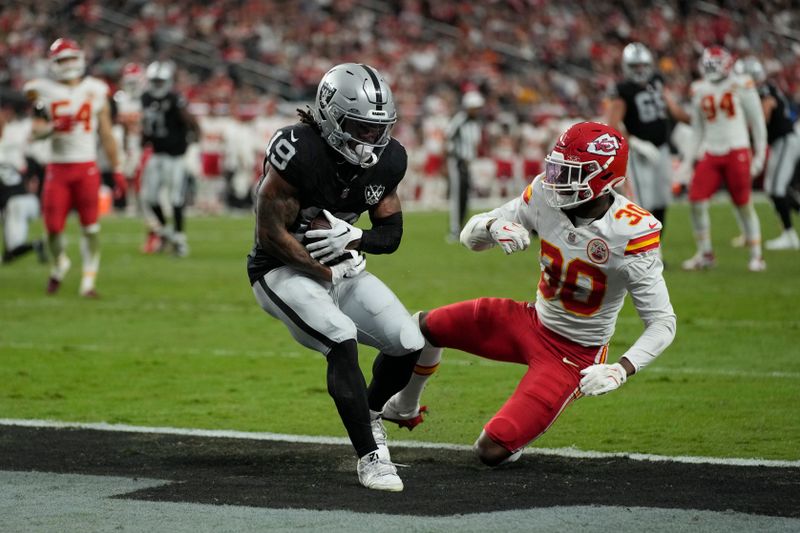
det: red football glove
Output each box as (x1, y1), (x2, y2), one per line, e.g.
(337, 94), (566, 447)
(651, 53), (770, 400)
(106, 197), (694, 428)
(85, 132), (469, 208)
(112, 171), (127, 200)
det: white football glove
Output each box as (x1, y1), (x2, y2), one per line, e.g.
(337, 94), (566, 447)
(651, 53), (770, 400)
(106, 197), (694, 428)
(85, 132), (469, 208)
(329, 251), (366, 284)
(488, 219), (530, 255)
(750, 153), (765, 178)
(305, 210), (363, 264)
(579, 362), (628, 396)
(629, 136), (662, 164)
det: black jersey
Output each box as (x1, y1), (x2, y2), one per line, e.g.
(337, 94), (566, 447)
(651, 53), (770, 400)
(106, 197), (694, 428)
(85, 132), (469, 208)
(141, 91), (190, 155)
(247, 122), (407, 283)
(610, 75), (671, 147)
(759, 83), (796, 145)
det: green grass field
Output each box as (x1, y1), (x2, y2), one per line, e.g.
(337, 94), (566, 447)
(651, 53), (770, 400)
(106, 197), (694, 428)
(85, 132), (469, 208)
(1, 200), (799, 460)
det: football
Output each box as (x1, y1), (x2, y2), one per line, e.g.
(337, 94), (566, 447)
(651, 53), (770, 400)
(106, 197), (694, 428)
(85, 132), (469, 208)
(303, 212), (331, 245)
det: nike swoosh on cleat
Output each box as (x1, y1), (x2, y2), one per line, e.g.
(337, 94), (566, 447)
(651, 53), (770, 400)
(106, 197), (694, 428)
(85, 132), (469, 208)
(562, 357), (579, 368)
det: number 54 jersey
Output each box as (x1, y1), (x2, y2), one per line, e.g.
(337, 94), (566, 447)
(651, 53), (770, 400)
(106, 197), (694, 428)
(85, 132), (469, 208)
(23, 77), (110, 163)
(485, 176), (674, 348)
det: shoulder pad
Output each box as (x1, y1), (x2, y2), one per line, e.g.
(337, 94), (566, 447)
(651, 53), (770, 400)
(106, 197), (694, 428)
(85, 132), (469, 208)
(522, 174), (544, 205)
(610, 200), (662, 255)
(265, 123), (317, 185)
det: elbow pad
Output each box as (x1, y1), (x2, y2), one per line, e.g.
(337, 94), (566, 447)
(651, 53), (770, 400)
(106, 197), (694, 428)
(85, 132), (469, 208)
(358, 212), (403, 254)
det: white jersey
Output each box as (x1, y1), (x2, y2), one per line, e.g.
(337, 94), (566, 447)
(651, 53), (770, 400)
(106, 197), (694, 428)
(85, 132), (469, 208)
(689, 74), (765, 156)
(461, 176), (676, 372)
(0, 119), (32, 171)
(23, 76), (109, 163)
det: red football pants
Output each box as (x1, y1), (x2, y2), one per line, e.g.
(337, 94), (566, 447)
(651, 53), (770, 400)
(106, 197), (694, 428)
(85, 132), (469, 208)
(42, 162), (101, 233)
(689, 148), (752, 206)
(426, 298), (608, 452)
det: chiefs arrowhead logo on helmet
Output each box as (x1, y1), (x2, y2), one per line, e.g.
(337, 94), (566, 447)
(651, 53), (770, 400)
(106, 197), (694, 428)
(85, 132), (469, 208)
(542, 122), (628, 209)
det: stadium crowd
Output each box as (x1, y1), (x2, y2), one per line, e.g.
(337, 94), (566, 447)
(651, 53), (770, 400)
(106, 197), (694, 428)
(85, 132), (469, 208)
(1, 0), (799, 211)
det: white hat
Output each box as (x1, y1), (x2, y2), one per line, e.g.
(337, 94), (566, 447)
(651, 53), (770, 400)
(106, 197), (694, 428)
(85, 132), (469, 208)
(462, 91), (485, 109)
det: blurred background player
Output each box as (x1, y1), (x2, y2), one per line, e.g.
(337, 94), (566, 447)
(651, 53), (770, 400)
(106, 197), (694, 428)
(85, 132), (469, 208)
(735, 56), (800, 251)
(0, 98), (46, 264)
(679, 46), (768, 272)
(605, 42), (689, 241)
(446, 90), (484, 242)
(23, 38), (124, 296)
(383, 122), (676, 466)
(140, 61), (200, 257)
(248, 63), (424, 491)
(114, 62), (146, 216)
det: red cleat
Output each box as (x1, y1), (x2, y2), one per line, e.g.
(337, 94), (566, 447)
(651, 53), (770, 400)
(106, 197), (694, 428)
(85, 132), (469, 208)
(141, 231), (162, 254)
(46, 277), (61, 295)
(383, 405), (428, 431)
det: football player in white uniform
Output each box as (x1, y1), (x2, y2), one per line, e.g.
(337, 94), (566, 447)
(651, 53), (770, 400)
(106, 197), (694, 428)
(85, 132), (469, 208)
(678, 46), (768, 272)
(382, 122), (676, 466)
(23, 38), (124, 296)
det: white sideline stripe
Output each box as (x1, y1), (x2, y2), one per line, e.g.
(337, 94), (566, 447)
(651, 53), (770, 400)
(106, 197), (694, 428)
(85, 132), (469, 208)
(1, 418), (798, 469)
(4, 340), (800, 379)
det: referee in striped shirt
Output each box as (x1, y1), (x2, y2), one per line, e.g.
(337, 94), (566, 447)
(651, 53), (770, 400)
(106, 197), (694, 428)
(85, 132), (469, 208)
(447, 91), (485, 241)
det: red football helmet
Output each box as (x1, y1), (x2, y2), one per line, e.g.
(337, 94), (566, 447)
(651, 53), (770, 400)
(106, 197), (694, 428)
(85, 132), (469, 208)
(120, 62), (145, 95)
(542, 122), (628, 209)
(700, 46), (733, 82)
(48, 38), (85, 81)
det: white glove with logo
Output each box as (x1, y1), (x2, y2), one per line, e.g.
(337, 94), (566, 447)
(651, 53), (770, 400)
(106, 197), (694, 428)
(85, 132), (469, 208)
(750, 152), (765, 178)
(629, 136), (662, 164)
(329, 251), (366, 284)
(305, 210), (363, 264)
(488, 219), (530, 254)
(579, 362), (628, 396)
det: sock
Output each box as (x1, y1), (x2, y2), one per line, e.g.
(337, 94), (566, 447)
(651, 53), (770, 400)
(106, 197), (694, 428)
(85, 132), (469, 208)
(689, 201), (712, 254)
(150, 204), (167, 227)
(771, 196), (794, 231)
(736, 202), (762, 259)
(326, 339), (375, 458)
(80, 228), (101, 292)
(2, 243), (33, 262)
(366, 349), (421, 413)
(173, 205), (184, 233)
(48, 233), (69, 279)
(392, 340), (442, 412)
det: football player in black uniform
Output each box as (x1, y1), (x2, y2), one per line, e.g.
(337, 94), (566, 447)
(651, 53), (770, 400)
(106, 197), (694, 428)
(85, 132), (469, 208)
(247, 63), (423, 492)
(140, 61), (199, 257)
(736, 56), (800, 250)
(606, 42), (688, 236)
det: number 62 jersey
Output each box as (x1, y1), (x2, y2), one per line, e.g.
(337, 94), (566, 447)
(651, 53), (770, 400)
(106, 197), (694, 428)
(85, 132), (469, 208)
(463, 175), (676, 367)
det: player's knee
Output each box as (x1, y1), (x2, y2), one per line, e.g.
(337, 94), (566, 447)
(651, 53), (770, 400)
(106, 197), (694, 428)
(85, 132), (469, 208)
(473, 429), (513, 467)
(397, 314), (425, 353)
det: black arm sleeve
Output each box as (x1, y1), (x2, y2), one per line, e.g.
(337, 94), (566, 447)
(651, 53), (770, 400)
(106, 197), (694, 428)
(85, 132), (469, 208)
(357, 212), (403, 254)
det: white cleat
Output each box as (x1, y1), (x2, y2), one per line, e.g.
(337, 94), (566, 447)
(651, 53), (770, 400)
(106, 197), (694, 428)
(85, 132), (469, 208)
(747, 256), (767, 272)
(357, 451), (403, 492)
(765, 230), (800, 251)
(370, 411), (391, 461)
(681, 252), (716, 271)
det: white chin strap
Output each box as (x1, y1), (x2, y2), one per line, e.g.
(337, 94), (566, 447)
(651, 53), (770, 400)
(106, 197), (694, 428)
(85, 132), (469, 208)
(355, 145), (378, 168)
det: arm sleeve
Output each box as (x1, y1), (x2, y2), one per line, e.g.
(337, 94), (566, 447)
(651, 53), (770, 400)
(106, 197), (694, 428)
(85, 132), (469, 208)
(620, 253), (677, 373)
(357, 211), (403, 254)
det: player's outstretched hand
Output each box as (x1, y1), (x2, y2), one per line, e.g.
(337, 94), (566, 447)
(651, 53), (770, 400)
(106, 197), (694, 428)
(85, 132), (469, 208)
(489, 219), (530, 254)
(750, 153), (765, 178)
(579, 362), (627, 396)
(329, 251), (366, 284)
(112, 171), (127, 200)
(306, 210), (363, 263)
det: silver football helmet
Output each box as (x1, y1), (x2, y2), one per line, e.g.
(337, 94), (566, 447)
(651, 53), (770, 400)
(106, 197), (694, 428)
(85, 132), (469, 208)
(312, 63), (397, 168)
(733, 56), (766, 83)
(146, 61), (175, 99)
(622, 42), (654, 84)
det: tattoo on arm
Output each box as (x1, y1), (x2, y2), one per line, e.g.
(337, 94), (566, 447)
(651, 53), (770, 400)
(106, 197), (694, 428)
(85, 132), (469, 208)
(256, 165), (331, 280)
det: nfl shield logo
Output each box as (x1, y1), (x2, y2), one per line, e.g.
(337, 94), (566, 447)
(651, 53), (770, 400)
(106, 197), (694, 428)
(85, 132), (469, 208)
(364, 184), (385, 205)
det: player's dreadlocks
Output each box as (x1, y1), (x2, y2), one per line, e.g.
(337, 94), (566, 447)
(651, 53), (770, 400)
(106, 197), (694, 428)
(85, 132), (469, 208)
(297, 107), (321, 133)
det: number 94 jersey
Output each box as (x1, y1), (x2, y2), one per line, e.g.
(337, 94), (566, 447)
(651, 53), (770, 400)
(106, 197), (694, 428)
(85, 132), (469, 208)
(490, 176), (673, 347)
